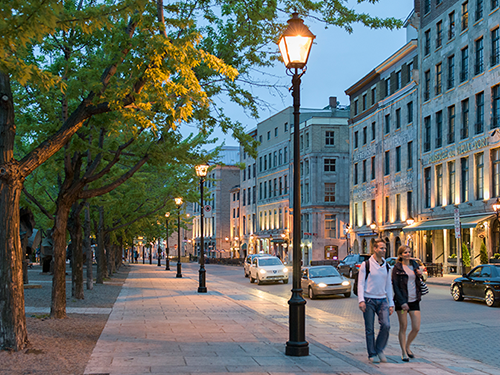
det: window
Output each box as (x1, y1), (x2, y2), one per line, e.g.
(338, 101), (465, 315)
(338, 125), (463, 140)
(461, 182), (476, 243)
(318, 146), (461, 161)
(279, 177), (282, 195)
(325, 183), (336, 202)
(396, 108), (401, 129)
(274, 178), (278, 197)
(476, 0), (483, 21)
(274, 127), (278, 137)
(407, 141), (413, 169)
(371, 122), (376, 140)
(362, 94), (367, 110)
(385, 196), (390, 223)
(436, 111), (443, 148)
(278, 149), (282, 165)
(449, 161), (456, 204)
(385, 113), (390, 134)
(407, 102), (413, 123)
(461, 157), (469, 202)
(424, 116), (431, 152)
(325, 131), (334, 145)
(371, 87), (377, 105)
(436, 21), (443, 48)
(424, 167), (431, 208)
(354, 131), (359, 148)
(384, 150), (390, 176)
(264, 155), (267, 170)
(305, 133), (309, 148)
(354, 100), (358, 115)
(462, 1), (469, 31)
(436, 164), (443, 206)
(371, 156), (376, 180)
(268, 180), (272, 197)
(396, 146), (401, 172)
(304, 183), (309, 202)
(475, 37), (484, 75)
(425, 29), (431, 55)
(354, 163), (358, 185)
(300, 134), (303, 150)
(475, 91), (484, 134)
(396, 70), (401, 90)
(461, 98), (469, 139)
(259, 183), (263, 200)
(424, 0), (431, 14)
(371, 200), (376, 223)
(325, 215), (336, 238)
(448, 105), (456, 144)
(492, 85), (500, 129)
(267, 131), (271, 140)
(447, 55), (455, 89)
(324, 158), (336, 172)
(476, 152), (484, 199)
(436, 63), (442, 95)
(396, 194), (401, 222)
(284, 122), (288, 132)
(493, 0), (499, 10)
(449, 11), (456, 39)
(492, 148), (500, 197)
(354, 203), (358, 227)
(362, 201), (367, 226)
(362, 159), (367, 182)
(385, 78), (390, 97)
(284, 175), (288, 194)
(284, 147), (287, 163)
(407, 191), (413, 218)
(363, 126), (367, 145)
(259, 135), (262, 143)
(492, 28), (499, 67)
(242, 188), (246, 205)
(461, 46), (469, 82)
(424, 70), (431, 101)
(273, 151), (277, 167)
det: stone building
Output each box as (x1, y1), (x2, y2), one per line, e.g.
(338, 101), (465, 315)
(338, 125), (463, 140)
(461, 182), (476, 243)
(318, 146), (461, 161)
(404, 0), (500, 273)
(346, 35), (419, 258)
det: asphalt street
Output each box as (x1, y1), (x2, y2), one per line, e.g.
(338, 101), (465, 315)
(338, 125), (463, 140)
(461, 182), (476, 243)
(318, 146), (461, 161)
(209, 263), (500, 368)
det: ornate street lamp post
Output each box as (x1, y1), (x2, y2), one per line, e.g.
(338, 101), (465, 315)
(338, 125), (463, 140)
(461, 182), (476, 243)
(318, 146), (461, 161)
(174, 197), (183, 278)
(493, 198), (500, 254)
(165, 212), (170, 270)
(278, 12), (315, 357)
(195, 164), (209, 293)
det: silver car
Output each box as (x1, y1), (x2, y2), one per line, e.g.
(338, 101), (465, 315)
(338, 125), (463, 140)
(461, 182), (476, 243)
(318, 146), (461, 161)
(301, 266), (351, 299)
(249, 256), (289, 284)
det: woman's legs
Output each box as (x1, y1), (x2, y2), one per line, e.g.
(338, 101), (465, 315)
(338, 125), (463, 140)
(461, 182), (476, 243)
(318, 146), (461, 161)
(396, 310), (408, 356)
(406, 310), (421, 355)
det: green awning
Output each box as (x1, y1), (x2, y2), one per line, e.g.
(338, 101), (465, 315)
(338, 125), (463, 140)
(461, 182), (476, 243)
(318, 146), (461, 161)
(403, 213), (494, 232)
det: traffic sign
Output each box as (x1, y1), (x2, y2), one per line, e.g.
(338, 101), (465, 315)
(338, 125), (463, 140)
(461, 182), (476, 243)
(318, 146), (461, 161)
(204, 205), (213, 218)
(454, 208), (461, 239)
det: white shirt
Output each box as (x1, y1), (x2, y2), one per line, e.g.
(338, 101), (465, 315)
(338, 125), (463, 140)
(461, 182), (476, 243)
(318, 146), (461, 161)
(357, 255), (394, 307)
(403, 264), (417, 303)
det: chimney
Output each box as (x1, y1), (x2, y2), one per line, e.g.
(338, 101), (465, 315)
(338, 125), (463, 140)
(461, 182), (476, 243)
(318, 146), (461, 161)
(329, 96), (337, 109)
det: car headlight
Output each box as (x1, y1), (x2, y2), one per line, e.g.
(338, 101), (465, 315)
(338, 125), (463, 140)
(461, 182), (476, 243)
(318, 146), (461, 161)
(283, 268), (288, 273)
(318, 283), (327, 288)
(342, 280), (350, 286)
(259, 269), (267, 275)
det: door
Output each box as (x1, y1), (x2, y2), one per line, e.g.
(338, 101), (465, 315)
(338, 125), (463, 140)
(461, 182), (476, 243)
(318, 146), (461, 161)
(473, 265), (493, 298)
(462, 266), (482, 296)
(425, 231), (433, 263)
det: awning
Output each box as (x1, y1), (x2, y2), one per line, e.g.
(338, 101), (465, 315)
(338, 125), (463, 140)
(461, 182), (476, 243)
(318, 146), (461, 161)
(403, 213), (495, 232)
(271, 238), (285, 243)
(357, 232), (378, 237)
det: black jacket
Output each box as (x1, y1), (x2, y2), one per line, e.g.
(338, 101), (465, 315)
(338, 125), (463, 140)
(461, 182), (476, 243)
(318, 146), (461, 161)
(392, 259), (422, 306)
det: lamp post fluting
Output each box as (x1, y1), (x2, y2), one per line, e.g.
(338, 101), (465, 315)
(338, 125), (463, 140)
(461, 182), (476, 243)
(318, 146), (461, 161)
(165, 212), (170, 270)
(175, 198), (183, 278)
(196, 164), (209, 293)
(278, 12), (315, 357)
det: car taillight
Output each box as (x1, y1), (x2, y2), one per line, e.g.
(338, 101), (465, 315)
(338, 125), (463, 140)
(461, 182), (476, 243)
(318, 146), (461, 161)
(355, 263), (361, 269)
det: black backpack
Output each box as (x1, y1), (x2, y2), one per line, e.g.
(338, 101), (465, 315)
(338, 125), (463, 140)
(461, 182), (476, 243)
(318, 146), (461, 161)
(352, 260), (390, 296)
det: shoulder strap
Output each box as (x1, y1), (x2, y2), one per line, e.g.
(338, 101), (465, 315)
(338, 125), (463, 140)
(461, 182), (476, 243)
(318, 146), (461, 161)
(386, 263), (390, 272)
(364, 259), (370, 280)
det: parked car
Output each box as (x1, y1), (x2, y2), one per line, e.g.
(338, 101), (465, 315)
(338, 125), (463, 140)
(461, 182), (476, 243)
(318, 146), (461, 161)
(451, 264), (500, 307)
(301, 266), (351, 299)
(249, 256), (289, 285)
(386, 257), (428, 281)
(243, 253), (268, 277)
(337, 254), (371, 278)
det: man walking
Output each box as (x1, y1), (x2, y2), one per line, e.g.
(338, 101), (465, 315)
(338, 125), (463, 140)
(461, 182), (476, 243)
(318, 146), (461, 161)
(358, 238), (394, 363)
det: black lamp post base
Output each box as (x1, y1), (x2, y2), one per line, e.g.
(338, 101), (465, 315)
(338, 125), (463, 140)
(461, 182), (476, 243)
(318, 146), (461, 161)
(176, 262), (182, 278)
(286, 291), (308, 356)
(165, 259), (170, 270)
(197, 286), (207, 293)
(285, 341), (309, 356)
(157, 258), (161, 266)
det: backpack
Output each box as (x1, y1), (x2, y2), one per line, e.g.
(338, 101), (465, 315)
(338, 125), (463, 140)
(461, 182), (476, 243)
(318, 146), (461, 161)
(352, 260), (390, 296)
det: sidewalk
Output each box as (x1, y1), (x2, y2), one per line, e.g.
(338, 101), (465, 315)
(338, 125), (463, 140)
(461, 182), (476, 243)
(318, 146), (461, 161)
(84, 264), (500, 375)
(424, 274), (457, 286)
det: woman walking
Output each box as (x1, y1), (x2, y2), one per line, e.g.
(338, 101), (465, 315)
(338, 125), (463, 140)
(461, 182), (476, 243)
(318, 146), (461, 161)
(392, 245), (423, 362)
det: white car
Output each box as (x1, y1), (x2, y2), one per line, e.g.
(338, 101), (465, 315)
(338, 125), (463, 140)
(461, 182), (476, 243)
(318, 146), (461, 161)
(249, 256), (289, 284)
(243, 253), (268, 277)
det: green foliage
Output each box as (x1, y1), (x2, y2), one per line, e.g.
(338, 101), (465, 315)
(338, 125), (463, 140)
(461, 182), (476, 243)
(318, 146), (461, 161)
(462, 243), (471, 267)
(494, 253), (500, 259)
(449, 253), (457, 259)
(480, 242), (489, 265)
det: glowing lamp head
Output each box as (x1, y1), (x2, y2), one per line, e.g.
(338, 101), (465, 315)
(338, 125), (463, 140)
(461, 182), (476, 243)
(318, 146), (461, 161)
(370, 222), (377, 231)
(406, 216), (415, 226)
(195, 164), (209, 177)
(165, 212), (170, 218)
(174, 197), (183, 207)
(493, 198), (500, 213)
(278, 13), (315, 70)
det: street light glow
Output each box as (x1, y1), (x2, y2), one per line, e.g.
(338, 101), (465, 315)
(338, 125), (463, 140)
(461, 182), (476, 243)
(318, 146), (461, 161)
(278, 13), (315, 69)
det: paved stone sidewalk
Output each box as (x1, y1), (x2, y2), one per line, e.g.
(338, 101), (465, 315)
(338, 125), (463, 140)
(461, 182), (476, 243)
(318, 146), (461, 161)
(84, 264), (500, 375)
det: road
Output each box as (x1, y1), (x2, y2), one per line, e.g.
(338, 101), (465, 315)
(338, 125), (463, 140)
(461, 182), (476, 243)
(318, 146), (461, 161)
(204, 263), (499, 368)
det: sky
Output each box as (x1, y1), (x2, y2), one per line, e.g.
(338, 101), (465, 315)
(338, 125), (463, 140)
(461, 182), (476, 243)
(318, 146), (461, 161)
(183, 0), (415, 148)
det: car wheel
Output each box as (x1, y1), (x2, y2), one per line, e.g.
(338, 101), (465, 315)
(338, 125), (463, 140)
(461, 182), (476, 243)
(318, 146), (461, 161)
(349, 269), (353, 278)
(244, 270), (249, 277)
(452, 284), (464, 301)
(308, 287), (316, 300)
(256, 276), (261, 285)
(485, 289), (500, 307)
(344, 291), (351, 298)
(250, 275), (255, 283)
(283, 278), (289, 284)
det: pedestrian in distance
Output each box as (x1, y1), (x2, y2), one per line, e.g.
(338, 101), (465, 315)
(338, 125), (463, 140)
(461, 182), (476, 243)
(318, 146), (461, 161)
(134, 250), (139, 264)
(357, 238), (394, 364)
(392, 245), (423, 362)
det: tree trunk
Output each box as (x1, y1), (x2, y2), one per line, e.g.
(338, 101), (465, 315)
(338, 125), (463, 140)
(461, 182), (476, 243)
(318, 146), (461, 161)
(83, 203), (93, 290)
(69, 203), (84, 299)
(96, 206), (106, 284)
(0, 71), (28, 350)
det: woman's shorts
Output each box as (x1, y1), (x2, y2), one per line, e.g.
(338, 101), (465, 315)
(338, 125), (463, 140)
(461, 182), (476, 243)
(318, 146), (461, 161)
(395, 300), (420, 311)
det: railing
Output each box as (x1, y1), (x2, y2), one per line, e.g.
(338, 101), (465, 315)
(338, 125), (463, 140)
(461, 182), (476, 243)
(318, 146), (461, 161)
(424, 262), (443, 277)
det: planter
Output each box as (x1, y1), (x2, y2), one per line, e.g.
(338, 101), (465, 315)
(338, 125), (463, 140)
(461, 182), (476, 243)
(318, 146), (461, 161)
(490, 258), (500, 264)
(447, 258), (457, 263)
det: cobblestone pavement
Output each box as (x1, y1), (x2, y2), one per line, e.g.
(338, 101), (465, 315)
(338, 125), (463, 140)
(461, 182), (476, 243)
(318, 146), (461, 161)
(211, 263), (500, 369)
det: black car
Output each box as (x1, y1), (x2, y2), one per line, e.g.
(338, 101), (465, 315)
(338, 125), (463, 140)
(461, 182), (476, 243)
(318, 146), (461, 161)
(337, 254), (371, 278)
(451, 264), (500, 307)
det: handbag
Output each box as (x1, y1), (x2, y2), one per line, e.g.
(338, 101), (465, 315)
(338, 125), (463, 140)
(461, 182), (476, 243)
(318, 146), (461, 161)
(420, 278), (429, 295)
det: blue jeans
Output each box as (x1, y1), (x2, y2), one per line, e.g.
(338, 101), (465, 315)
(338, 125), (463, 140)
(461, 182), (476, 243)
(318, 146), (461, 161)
(363, 298), (391, 358)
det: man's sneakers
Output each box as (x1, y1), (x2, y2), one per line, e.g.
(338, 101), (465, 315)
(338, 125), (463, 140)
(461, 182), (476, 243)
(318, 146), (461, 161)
(369, 355), (380, 364)
(378, 352), (387, 363)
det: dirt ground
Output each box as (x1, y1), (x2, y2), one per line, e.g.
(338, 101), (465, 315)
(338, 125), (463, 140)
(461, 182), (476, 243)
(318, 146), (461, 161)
(0, 263), (130, 375)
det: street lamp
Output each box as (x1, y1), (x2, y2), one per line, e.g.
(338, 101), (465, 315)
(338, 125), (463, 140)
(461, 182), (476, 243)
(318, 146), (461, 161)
(165, 212), (170, 270)
(278, 12), (315, 358)
(195, 163), (209, 293)
(174, 197), (183, 278)
(493, 198), (500, 218)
